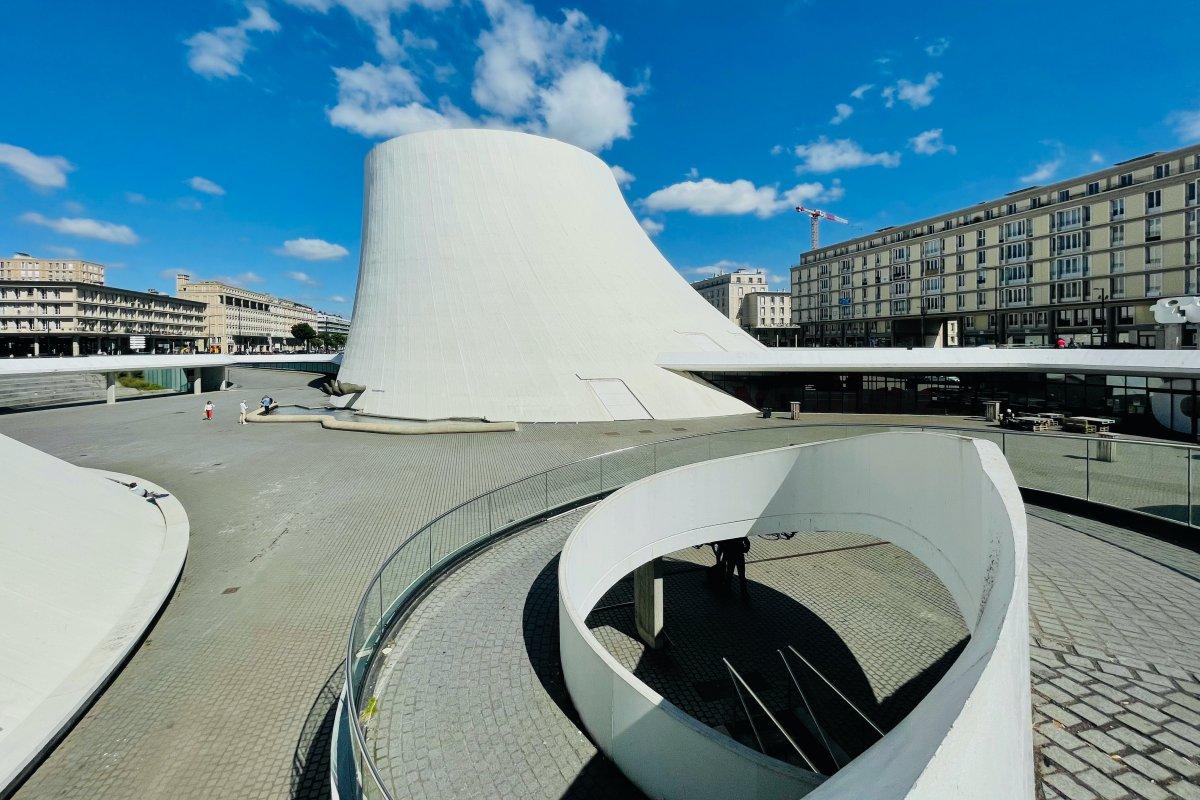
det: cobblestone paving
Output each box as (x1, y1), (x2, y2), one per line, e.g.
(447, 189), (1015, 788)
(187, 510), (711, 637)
(3, 379), (1197, 800)
(587, 532), (968, 767)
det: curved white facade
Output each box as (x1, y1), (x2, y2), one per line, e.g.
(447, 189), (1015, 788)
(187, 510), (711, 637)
(559, 432), (1033, 800)
(336, 129), (762, 422)
(0, 434), (188, 792)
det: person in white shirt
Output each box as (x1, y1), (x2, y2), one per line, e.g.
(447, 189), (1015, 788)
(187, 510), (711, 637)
(239, 400), (249, 425)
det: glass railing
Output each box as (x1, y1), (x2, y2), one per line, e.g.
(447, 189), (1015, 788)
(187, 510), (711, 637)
(342, 422), (1199, 799)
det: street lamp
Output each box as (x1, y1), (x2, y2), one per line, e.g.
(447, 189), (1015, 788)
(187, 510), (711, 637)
(1092, 286), (1109, 348)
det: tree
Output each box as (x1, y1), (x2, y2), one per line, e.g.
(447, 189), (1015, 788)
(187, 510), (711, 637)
(327, 332), (348, 350)
(291, 322), (318, 352)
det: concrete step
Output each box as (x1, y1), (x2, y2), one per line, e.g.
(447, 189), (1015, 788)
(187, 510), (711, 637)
(0, 373), (108, 412)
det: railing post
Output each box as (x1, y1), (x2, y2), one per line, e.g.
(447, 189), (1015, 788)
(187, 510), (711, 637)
(1085, 439), (1091, 501)
(1189, 450), (1194, 527)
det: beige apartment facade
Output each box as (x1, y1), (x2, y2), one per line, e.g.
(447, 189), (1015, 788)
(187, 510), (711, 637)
(0, 252), (105, 285)
(691, 268), (769, 327)
(791, 142), (1200, 348)
(316, 310), (351, 337)
(741, 291), (792, 328)
(175, 274), (318, 353)
(0, 281), (205, 356)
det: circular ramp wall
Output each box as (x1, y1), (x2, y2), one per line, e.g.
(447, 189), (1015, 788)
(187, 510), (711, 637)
(558, 431), (1034, 800)
(335, 128), (764, 423)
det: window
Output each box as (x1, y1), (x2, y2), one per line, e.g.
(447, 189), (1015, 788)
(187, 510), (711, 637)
(1086, 181), (1100, 195)
(1002, 242), (1029, 262)
(1002, 219), (1029, 240)
(1154, 163), (1171, 180)
(956, 234), (965, 248)
(891, 280), (909, 296)
(1189, 180), (1199, 206)
(1146, 190), (1162, 212)
(1029, 196), (1041, 209)
(1118, 306), (1135, 325)
(1110, 250), (1125, 273)
(890, 264), (909, 280)
(1110, 197), (1125, 219)
(1119, 172), (1133, 187)
(976, 250), (987, 266)
(1002, 286), (1030, 307)
(977, 269), (987, 285)
(1053, 256), (1088, 280)
(956, 293), (965, 310)
(1145, 217), (1162, 241)
(1053, 231), (1087, 253)
(1053, 280), (1085, 303)
(976, 230), (986, 247)
(890, 299), (910, 315)
(922, 277), (943, 293)
(1144, 270), (1163, 297)
(955, 253), (965, 269)
(1058, 189), (1070, 202)
(956, 273), (966, 288)
(1111, 224), (1125, 245)
(1110, 276), (1125, 298)
(1001, 264), (1031, 284)
(978, 292), (987, 307)
(922, 239), (942, 256)
(1146, 244), (1163, 270)
(892, 246), (909, 262)
(1054, 206), (1084, 230)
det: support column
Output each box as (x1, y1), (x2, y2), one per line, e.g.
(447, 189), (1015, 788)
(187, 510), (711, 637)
(71, 337), (80, 357)
(32, 340), (40, 357)
(106, 372), (117, 404)
(634, 558), (664, 649)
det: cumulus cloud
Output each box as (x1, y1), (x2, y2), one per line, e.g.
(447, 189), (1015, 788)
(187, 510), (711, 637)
(327, 294), (349, 303)
(909, 128), (956, 155)
(284, 0), (450, 60)
(286, 270), (320, 285)
(1167, 108), (1200, 142)
(1019, 159), (1061, 184)
(19, 212), (139, 244)
(793, 137), (900, 173)
(641, 177), (842, 219)
(537, 62), (633, 152)
(924, 37), (950, 57)
(639, 217), (663, 236)
(327, 61), (469, 137)
(188, 175), (226, 195)
(830, 103), (853, 125)
(0, 143), (73, 189)
(276, 237), (350, 260)
(849, 83), (874, 100)
(185, 3), (280, 79)
(610, 165), (634, 187)
(881, 72), (941, 109)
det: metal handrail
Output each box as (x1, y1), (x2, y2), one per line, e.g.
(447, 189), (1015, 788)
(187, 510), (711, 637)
(723, 658), (821, 774)
(343, 420), (1199, 799)
(778, 650), (840, 769)
(785, 646), (884, 738)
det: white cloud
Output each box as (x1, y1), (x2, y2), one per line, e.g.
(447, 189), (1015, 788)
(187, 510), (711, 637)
(177, 197), (204, 211)
(125, 191), (146, 204)
(909, 128), (956, 155)
(830, 103), (853, 125)
(881, 72), (941, 109)
(45, 245), (80, 257)
(610, 165), (634, 187)
(327, 61), (469, 138)
(327, 294), (349, 303)
(1089, 151), (1105, 165)
(639, 217), (663, 236)
(924, 37), (950, 57)
(286, 270), (320, 285)
(0, 143), (73, 189)
(213, 271), (264, 286)
(1167, 108), (1200, 142)
(188, 175), (226, 195)
(849, 83), (874, 100)
(284, 0), (450, 60)
(793, 137), (900, 173)
(769, 144), (784, 156)
(276, 237), (350, 260)
(185, 3), (280, 79)
(19, 212), (139, 244)
(537, 62), (633, 152)
(687, 259), (754, 278)
(685, 166), (699, 179)
(62, 200), (86, 214)
(641, 177), (842, 219)
(1019, 159), (1061, 184)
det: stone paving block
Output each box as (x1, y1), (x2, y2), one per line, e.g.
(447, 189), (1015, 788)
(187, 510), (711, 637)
(1076, 767), (1127, 800)
(1045, 772), (1100, 800)
(1149, 747), (1200, 779)
(1115, 770), (1171, 800)
(1078, 729), (1124, 755)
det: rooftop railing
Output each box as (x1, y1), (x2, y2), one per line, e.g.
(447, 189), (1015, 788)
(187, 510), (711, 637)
(342, 422), (1199, 799)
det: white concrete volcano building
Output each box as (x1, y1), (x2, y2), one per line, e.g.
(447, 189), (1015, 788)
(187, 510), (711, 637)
(335, 129), (763, 422)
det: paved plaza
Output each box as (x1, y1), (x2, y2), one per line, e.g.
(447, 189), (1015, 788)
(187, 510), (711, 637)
(1, 368), (1198, 800)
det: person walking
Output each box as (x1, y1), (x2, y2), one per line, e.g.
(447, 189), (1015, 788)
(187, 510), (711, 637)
(720, 536), (751, 599)
(203, 400), (214, 421)
(239, 399), (248, 425)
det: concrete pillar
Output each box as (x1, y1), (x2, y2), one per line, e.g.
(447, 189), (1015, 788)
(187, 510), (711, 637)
(634, 558), (664, 649)
(1163, 325), (1183, 350)
(71, 337), (80, 357)
(105, 372), (117, 404)
(32, 340), (40, 357)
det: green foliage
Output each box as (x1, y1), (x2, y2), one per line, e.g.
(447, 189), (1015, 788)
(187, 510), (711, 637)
(116, 372), (165, 391)
(291, 322), (318, 342)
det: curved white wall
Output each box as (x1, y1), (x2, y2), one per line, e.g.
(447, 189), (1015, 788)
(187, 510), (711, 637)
(558, 432), (1032, 800)
(336, 128), (762, 422)
(0, 434), (188, 792)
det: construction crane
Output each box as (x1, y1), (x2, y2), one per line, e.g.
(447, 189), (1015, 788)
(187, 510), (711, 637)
(795, 205), (848, 251)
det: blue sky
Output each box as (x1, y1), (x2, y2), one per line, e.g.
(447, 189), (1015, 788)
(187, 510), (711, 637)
(2, 0), (1198, 311)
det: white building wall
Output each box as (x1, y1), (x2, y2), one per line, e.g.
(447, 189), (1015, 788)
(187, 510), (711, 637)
(336, 129), (763, 422)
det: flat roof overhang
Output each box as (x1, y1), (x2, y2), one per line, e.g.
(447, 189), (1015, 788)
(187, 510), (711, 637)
(0, 353), (340, 378)
(656, 347), (1200, 379)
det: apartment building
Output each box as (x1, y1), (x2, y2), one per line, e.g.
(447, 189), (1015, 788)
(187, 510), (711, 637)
(175, 274), (318, 353)
(316, 310), (351, 337)
(742, 291), (792, 328)
(0, 252), (105, 285)
(691, 268), (769, 327)
(791, 142), (1200, 348)
(0, 281), (205, 357)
